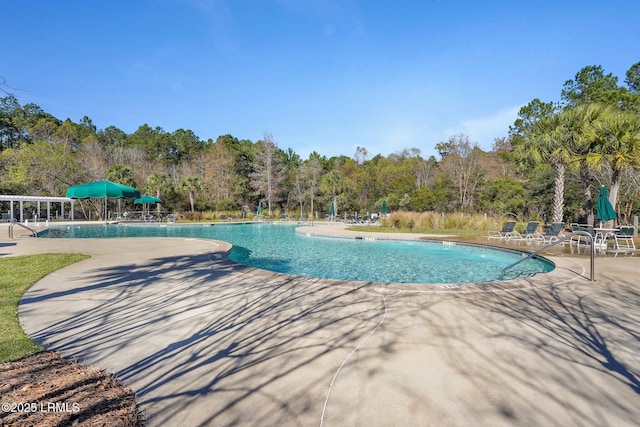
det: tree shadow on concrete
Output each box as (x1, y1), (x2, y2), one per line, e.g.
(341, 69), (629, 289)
(439, 276), (640, 426)
(20, 250), (398, 426)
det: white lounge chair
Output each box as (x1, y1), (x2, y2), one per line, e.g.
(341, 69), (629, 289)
(511, 221), (541, 241)
(487, 220), (517, 240)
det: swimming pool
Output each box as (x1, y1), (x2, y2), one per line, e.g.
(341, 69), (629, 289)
(42, 222), (554, 284)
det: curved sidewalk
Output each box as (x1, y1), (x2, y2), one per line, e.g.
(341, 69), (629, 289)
(3, 226), (640, 426)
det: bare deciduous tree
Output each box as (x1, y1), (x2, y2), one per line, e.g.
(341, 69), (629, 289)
(436, 134), (485, 211)
(250, 132), (285, 216)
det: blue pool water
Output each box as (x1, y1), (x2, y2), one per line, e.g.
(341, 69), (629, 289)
(42, 222), (553, 284)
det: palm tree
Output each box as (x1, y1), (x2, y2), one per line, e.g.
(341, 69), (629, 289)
(564, 103), (610, 226)
(320, 169), (346, 219)
(181, 175), (204, 212)
(145, 172), (171, 199)
(145, 171), (171, 216)
(586, 109), (640, 216)
(515, 111), (573, 223)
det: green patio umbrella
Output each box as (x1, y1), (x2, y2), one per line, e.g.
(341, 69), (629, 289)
(381, 199), (388, 215)
(596, 186), (617, 225)
(329, 201), (335, 218)
(66, 180), (140, 199)
(134, 195), (162, 216)
(257, 202), (263, 216)
(66, 180), (140, 220)
(134, 195), (162, 204)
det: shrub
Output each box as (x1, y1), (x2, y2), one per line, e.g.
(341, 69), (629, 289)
(182, 211), (203, 221)
(382, 211), (511, 232)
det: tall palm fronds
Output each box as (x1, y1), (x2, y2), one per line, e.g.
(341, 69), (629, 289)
(515, 112), (573, 223)
(586, 109), (640, 212)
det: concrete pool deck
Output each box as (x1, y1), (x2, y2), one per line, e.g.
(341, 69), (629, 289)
(1, 222), (639, 426)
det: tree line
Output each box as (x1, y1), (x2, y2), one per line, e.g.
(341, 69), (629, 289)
(1, 62), (639, 224)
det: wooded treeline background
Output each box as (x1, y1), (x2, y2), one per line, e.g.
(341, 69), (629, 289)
(1, 62), (639, 223)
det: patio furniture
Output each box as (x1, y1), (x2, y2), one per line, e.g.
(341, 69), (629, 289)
(487, 220), (517, 240)
(536, 222), (565, 243)
(511, 221), (541, 241)
(612, 226), (636, 250)
(569, 223), (596, 246)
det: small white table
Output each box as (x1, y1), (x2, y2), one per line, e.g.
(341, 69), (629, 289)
(594, 227), (618, 247)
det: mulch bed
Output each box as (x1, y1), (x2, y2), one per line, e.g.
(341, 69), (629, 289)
(0, 351), (143, 426)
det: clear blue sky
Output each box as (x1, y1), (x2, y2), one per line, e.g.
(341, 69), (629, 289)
(2, 0), (639, 159)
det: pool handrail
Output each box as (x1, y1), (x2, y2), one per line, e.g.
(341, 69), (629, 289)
(8, 221), (38, 239)
(501, 231), (595, 281)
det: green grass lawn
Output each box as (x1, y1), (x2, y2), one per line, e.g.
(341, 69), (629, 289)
(0, 253), (89, 362)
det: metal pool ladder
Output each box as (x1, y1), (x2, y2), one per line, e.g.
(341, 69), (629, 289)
(8, 222), (38, 239)
(501, 231), (596, 281)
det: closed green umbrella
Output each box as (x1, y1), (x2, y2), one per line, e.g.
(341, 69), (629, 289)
(257, 202), (263, 215)
(596, 186), (617, 224)
(381, 199), (388, 215)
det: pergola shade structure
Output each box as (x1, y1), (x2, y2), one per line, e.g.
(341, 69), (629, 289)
(0, 195), (75, 222)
